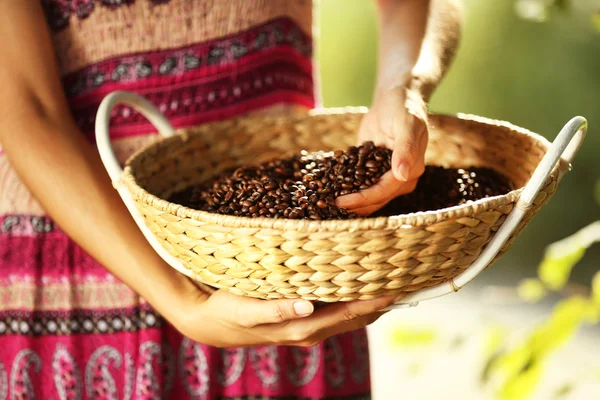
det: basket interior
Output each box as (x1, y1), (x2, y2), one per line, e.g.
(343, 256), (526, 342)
(127, 112), (549, 205)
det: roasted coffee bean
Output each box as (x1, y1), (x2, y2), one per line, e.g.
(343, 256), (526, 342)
(365, 160), (377, 169)
(374, 151), (385, 162)
(170, 140), (512, 221)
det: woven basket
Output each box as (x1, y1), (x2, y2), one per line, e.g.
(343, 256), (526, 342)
(96, 91), (587, 307)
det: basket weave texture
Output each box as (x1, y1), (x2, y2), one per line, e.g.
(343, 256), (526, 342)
(121, 110), (563, 302)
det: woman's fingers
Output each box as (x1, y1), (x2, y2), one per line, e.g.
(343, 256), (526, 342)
(314, 296), (394, 326)
(305, 312), (386, 347)
(391, 112), (428, 182)
(335, 171), (400, 209)
(181, 290), (395, 347)
(277, 297), (394, 346)
(336, 172), (419, 215)
(285, 296), (394, 340)
(210, 291), (315, 328)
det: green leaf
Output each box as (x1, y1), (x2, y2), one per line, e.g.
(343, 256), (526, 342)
(538, 221), (600, 290)
(528, 297), (588, 358)
(389, 326), (436, 348)
(595, 181), (600, 205)
(592, 271), (600, 305)
(517, 279), (548, 302)
(482, 352), (503, 385)
(594, 11), (600, 32)
(492, 344), (533, 380)
(582, 300), (600, 324)
(498, 359), (543, 400)
(484, 326), (507, 358)
(487, 296), (593, 397)
(553, 383), (574, 399)
(481, 326), (508, 384)
(538, 246), (585, 291)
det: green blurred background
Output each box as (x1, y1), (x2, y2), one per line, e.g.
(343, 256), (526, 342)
(317, 0), (599, 284)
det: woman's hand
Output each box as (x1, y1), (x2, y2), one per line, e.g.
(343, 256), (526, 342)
(169, 279), (395, 348)
(336, 85), (429, 216)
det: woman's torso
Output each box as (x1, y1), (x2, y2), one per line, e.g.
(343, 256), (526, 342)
(0, 2), (371, 399)
(2, 0), (316, 215)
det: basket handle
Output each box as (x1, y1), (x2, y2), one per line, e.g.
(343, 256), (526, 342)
(388, 116), (588, 310)
(95, 91), (208, 285)
(95, 91), (175, 182)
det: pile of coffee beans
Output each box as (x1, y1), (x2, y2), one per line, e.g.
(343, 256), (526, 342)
(169, 141), (513, 220)
(170, 141), (390, 220)
(372, 166), (513, 217)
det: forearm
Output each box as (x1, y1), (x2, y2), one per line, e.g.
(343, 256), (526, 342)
(374, 0), (463, 101)
(0, 111), (195, 315)
(0, 2), (199, 321)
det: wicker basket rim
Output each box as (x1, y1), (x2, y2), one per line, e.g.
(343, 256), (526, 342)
(122, 110), (554, 232)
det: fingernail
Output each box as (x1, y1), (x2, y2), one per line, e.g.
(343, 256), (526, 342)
(395, 161), (410, 181)
(293, 301), (314, 316)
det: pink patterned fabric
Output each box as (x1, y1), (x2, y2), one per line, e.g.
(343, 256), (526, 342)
(66, 17), (314, 139)
(0, 1), (372, 399)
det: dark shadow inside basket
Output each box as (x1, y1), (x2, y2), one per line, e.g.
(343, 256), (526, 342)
(128, 113), (549, 206)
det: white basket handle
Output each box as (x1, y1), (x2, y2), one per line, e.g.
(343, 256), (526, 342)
(94, 91), (209, 286)
(388, 116), (588, 310)
(95, 91), (175, 181)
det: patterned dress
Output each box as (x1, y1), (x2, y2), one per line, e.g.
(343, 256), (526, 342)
(0, 1), (371, 399)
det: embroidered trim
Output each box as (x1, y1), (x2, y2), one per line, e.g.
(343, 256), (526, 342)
(0, 307), (161, 336)
(0, 215), (54, 235)
(72, 62), (314, 137)
(63, 18), (312, 98)
(0, 282), (138, 311)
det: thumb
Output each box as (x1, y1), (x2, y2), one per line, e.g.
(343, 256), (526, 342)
(232, 295), (315, 327)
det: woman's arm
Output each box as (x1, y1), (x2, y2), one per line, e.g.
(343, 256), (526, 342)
(374, 0), (463, 102)
(0, 3), (393, 347)
(339, 0), (463, 215)
(0, 3), (196, 319)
